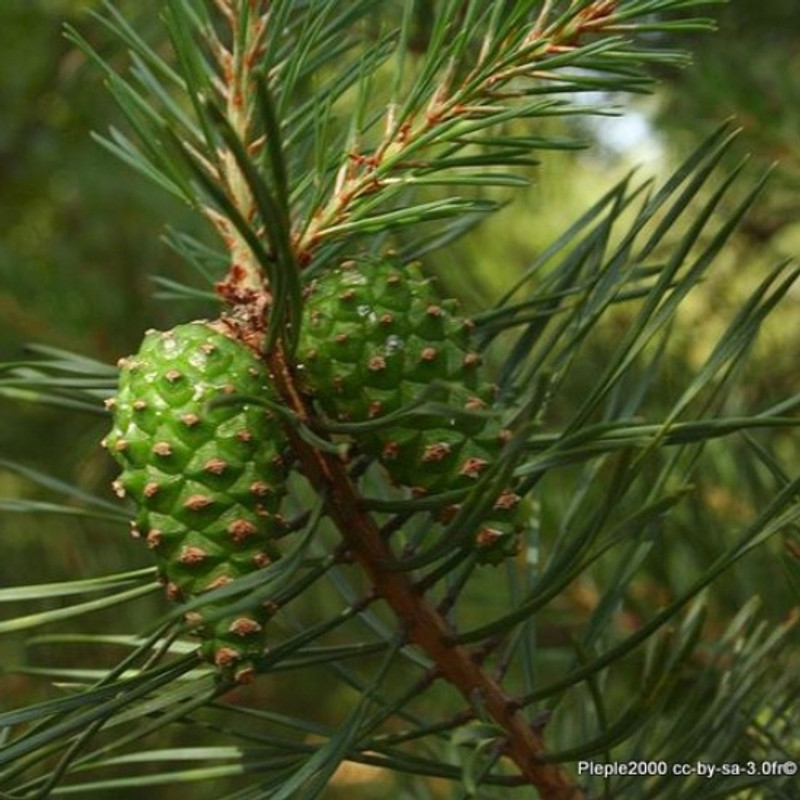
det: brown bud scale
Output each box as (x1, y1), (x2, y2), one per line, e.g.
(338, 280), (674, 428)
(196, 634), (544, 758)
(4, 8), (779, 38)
(494, 490), (521, 511)
(204, 574), (233, 592)
(214, 647), (241, 667)
(382, 441), (399, 460)
(459, 457), (488, 479)
(423, 442), (452, 463)
(250, 481), (272, 497)
(368, 356), (387, 372)
(229, 617), (263, 636)
(179, 546), (208, 565)
(184, 494), (213, 511)
(475, 527), (503, 549)
(146, 529), (163, 549)
(204, 458), (228, 475)
(166, 582), (183, 601)
(228, 519), (258, 542)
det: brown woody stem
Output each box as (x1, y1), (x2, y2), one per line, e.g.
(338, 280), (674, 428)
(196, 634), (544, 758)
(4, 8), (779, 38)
(266, 342), (584, 799)
(207, 5), (611, 794)
(207, 0), (269, 294)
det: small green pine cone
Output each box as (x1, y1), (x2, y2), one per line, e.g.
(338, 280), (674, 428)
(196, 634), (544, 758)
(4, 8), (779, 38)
(103, 321), (287, 684)
(296, 255), (524, 561)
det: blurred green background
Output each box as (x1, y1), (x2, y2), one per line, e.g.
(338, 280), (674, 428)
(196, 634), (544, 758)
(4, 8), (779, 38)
(0, 1), (798, 797)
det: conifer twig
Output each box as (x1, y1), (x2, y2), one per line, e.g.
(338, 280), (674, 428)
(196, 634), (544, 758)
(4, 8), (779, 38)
(265, 338), (585, 798)
(296, 0), (622, 260)
(203, 0), (270, 293)
(196, 7), (628, 791)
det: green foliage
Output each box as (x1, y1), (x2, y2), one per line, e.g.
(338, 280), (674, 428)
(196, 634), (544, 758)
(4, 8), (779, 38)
(0, 2), (798, 798)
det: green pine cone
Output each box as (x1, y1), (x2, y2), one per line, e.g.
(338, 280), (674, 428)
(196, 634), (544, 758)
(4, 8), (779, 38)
(103, 321), (287, 684)
(296, 255), (524, 561)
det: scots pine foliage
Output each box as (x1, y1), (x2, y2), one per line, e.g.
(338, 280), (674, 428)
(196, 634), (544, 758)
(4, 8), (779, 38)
(1, 2), (798, 799)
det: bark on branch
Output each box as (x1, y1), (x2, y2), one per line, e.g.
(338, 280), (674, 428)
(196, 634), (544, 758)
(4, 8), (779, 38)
(267, 343), (585, 800)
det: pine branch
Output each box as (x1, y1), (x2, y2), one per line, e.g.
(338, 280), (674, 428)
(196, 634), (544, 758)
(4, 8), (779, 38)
(294, 0), (702, 259)
(265, 339), (584, 798)
(67, 0), (718, 303)
(0, 2), (788, 797)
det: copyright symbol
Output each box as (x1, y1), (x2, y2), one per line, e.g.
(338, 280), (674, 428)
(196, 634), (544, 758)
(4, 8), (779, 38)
(783, 762), (798, 777)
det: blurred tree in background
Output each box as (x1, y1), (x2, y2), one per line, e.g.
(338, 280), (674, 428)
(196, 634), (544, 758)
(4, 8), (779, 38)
(0, 0), (209, 698)
(0, 0), (207, 455)
(652, 0), (800, 403)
